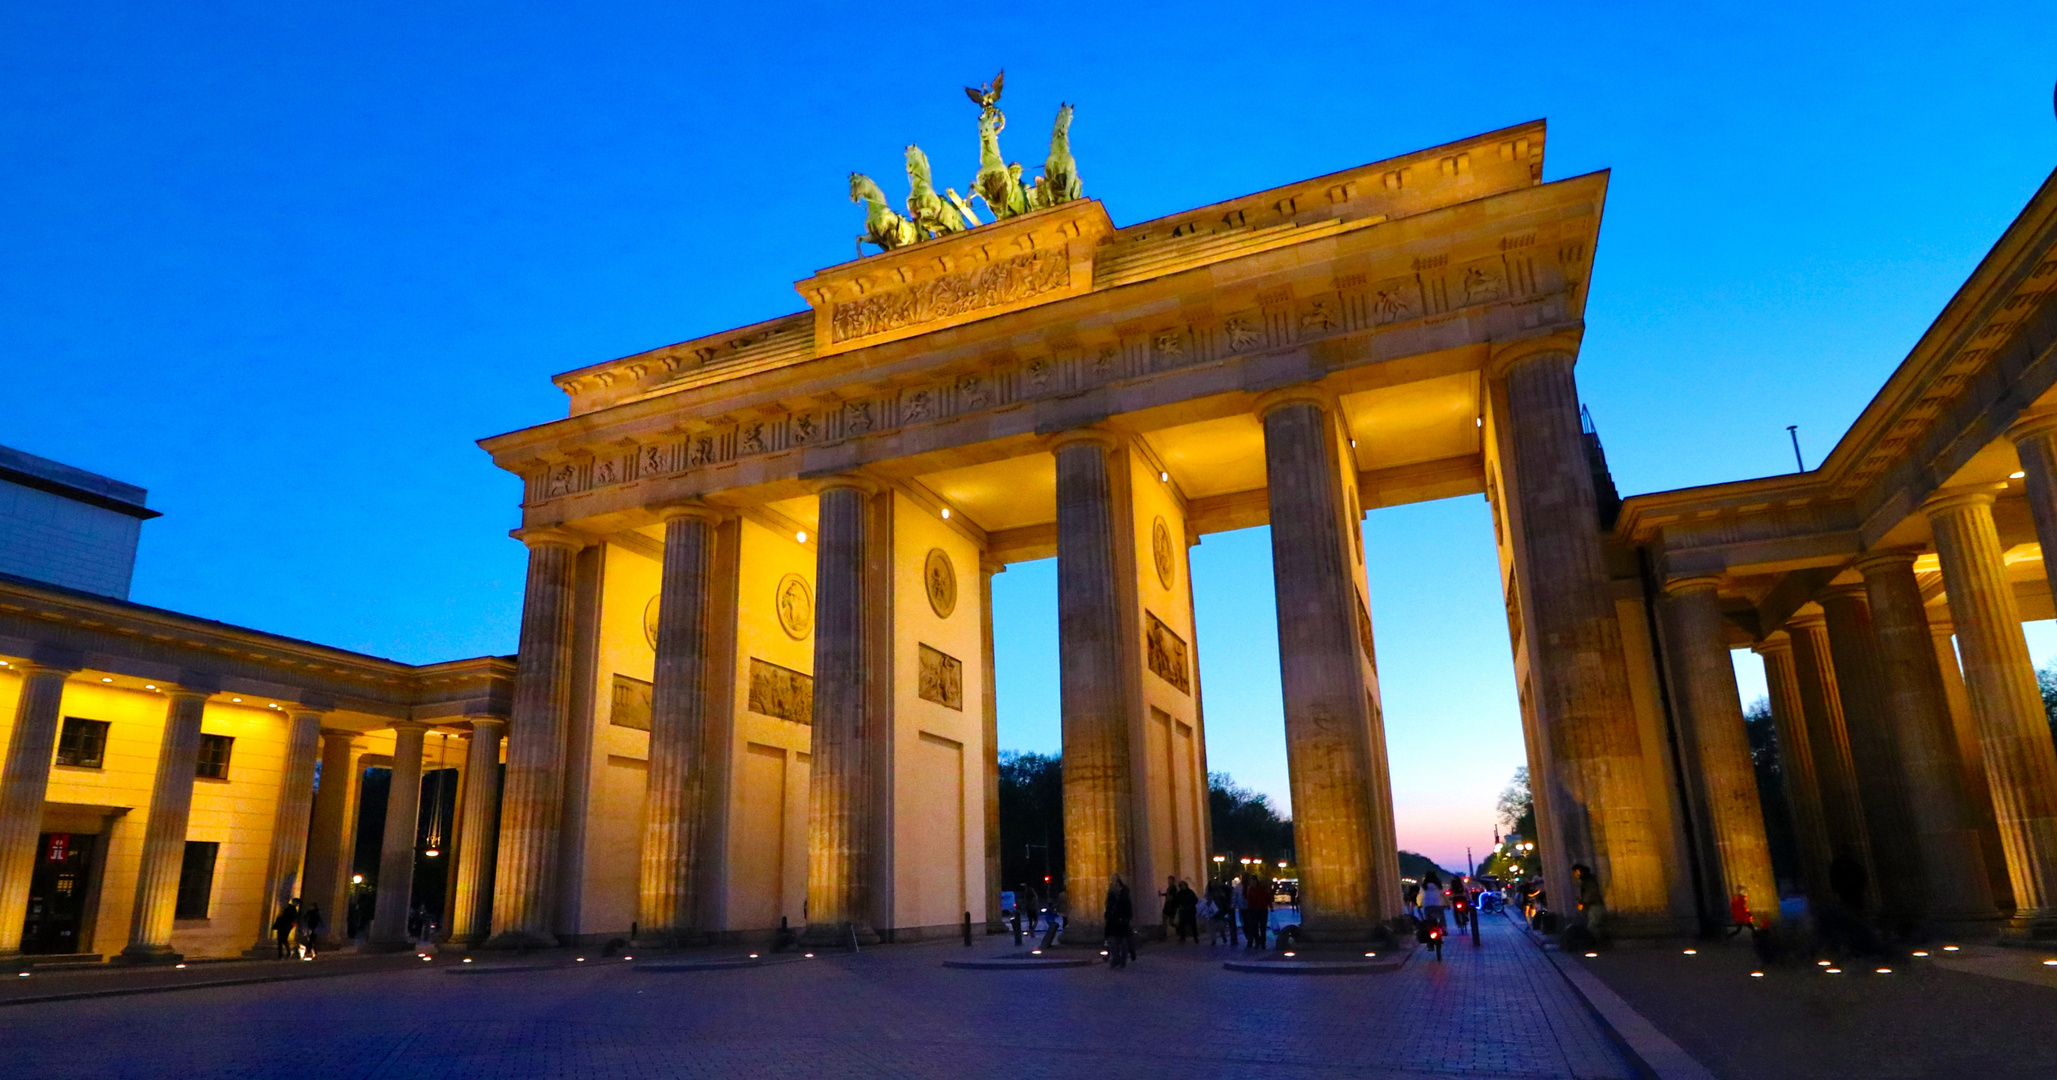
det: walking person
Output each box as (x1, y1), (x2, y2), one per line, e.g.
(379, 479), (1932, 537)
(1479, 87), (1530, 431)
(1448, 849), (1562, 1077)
(297, 901), (325, 959)
(1174, 880), (1200, 943)
(1040, 888), (1066, 949)
(271, 898), (301, 960)
(1104, 875), (1135, 969)
(1243, 873), (1271, 950)
(1022, 883), (1041, 934)
(1160, 876), (1180, 939)
(1228, 876), (1247, 947)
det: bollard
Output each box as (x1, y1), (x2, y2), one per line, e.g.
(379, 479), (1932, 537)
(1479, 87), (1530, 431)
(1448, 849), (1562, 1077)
(963, 911), (973, 946)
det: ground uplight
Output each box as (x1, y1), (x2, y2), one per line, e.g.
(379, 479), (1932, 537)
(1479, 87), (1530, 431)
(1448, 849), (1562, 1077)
(1283, 951), (1296, 957)
(1826, 967), (1843, 974)
(1749, 971), (1764, 978)
(1682, 949), (1697, 955)
(1876, 967), (1892, 974)
(748, 953), (759, 959)
(1583, 952), (1598, 958)
(1911, 950), (1929, 957)
(1943, 945), (1960, 951)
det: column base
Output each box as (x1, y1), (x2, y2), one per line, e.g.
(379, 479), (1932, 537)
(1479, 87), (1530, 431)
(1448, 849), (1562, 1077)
(1997, 912), (2057, 945)
(633, 928), (711, 948)
(480, 929), (561, 951)
(115, 945), (184, 966)
(799, 921), (879, 949)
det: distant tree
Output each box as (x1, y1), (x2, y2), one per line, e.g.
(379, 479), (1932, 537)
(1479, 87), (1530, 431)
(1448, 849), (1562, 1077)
(1398, 851), (1450, 882)
(1742, 697), (1802, 895)
(1495, 766), (1536, 844)
(1208, 773), (1294, 874)
(998, 751), (1064, 896)
(2037, 665), (2057, 747)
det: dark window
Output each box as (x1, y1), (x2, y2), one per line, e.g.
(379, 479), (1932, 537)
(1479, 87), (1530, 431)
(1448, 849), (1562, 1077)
(196, 734), (234, 780)
(174, 841), (218, 920)
(55, 718), (109, 769)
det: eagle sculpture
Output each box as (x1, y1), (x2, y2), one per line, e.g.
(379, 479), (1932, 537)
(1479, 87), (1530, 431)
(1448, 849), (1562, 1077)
(963, 69), (1004, 111)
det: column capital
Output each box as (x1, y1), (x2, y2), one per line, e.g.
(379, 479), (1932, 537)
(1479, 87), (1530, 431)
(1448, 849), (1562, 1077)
(2006, 410), (2057, 443)
(1927, 619), (1956, 638)
(1817, 582), (1869, 604)
(389, 718), (434, 735)
(655, 502), (725, 526)
(162, 686), (212, 703)
(1045, 427), (1122, 454)
(1787, 611), (1828, 631)
(283, 705), (326, 721)
(1253, 384), (1335, 418)
(1852, 549), (1922, 576)
(466, 714), (508, 733)
(1661, 574), (1723, 598)
(8, 662), (77, 679)
(1921, 487), (2005, 518)
(511, 525), (585, 552)
(979, 556), (1007, 577)
(1751, 632), (1793, 657)
(1484, 336), (1581, 380)
(808, 473), (880, 497)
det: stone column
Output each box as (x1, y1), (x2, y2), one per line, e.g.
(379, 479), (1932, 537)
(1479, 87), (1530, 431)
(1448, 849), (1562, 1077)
(805, 478), (881, 944)
(980, 558), (1004, 932)
(1052, 431), (1136, 943)
(1785, 614), (1874, 898)
(369, 721), (429, 949)
(487, 529), (582, 948)
(1259, 391), (1391, 939)
(247, 708), (323, 955)
(122, 688), (210, 963)
(639, 506), (722, 944)
(1925, 491), (2057, 935)
(1930, 620), (2016, 910)
(2010, 413), (2057, 606)
(0, 664), (76, 958)
(1754, 635), (1834, 906)
(1492, 348), (1669, 929)
(1818, 586), (1927, 925)
(300, 730), (357, 946)
(1658, 577), (1779, 924)
(1855, 552), (1998, 924)
(450, 718), (505, 943)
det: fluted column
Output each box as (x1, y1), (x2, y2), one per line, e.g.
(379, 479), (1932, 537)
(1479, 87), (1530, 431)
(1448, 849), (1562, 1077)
(981, 558), (1004, 932)
(1659, 577), (1778, 924)
(300, 730), (357, 945)
(247, 708), (323, 954)
(639, 506), (722, 944)
(1754, 635), (1834, 906)
(486, 529), (582, 948)
(1930, 620), (2015, 910)
(1925, 491), (2057, 934)
(122, 688), (210, 963)
(0, 664), (76, 957)
(450, 717), (505, 943)
(1818, 586), (1927, 925)
(369, 721), (429, 949)
(805, 478), (880, 944)
(1493, 348), (1669, 928)
(1052, 431), (1135, 943)
(1855, 552), (1997, 923)
(1786, 614), (1873, 898)
(2010, 413), (2057, 607)
(1260, 391), (1392, 938)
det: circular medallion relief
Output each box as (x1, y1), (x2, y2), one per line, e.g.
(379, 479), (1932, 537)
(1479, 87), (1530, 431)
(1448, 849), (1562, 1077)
(1151, 516), (1176, 590)
(643, 595), (661, 651)
(775, 573), (814, 640)
(924, 547), (958, 619)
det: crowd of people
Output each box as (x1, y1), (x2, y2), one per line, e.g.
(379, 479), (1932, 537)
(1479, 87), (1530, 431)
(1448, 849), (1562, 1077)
(1013, 871), (1292, 968)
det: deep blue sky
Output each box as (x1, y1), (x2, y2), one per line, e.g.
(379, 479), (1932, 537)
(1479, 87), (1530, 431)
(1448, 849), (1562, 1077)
(5, 3), (2054, 870)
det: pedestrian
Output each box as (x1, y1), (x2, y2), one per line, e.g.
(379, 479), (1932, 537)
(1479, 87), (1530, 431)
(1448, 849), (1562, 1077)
(297, 901), (325, 959)
(1022, 883), (1041, 933)
(1197, 890), (1220, 943)
(1040, 888), (1066, 949)
(1243, 873), (1271, 950)
(1104, 874), (1135, 969)
(271, 898), (301, 959)
(1229, 876), (1248, 946)
(1567, 863), (1605, 947)
(1160, 876), (1179, 938)
(1174, 880), (1200, 943)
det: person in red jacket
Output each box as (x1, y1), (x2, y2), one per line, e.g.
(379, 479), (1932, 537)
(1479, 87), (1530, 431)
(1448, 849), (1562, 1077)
(1243, 874), (1272, 950)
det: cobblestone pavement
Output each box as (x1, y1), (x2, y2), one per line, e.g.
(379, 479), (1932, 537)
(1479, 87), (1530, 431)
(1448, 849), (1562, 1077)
(0, 914), (1637, 1080)
(1568, 929), (2057, 1080)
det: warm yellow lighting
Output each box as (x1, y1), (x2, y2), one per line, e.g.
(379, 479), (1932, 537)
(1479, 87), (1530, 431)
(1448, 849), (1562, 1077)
(1875, 967), (1892, 974)
(2044, 959), (2057, 966)
(1283, 951), (1296, 957)
(463, 958), (473, 963)
(1682, 949), (1697, 955)
(1364, 951), (1376, 957)
(232, 697), (242, 702)
(350, 874), (364, 885)
(1584, 952), (1598, 958)
(803, 952), (814, 958)
(1032, 950), (1043, 956)
(748, 953), (758, 959)
(1213, 855), (1225, 863)
(419, 955), (432, 962)
(101, 677), (112, 683)
(175, 963), (187, 969)
(1911, 950), (1929, 957)
(424, 848), (440, 857)
(269, 703), (279, 709)
(1475, 417), (1483, 427)
(1749, 971), (1764, 978)
(795, 531), (807, 543)
(2012, 471), (2027, 479)
(940, 507), (950, 519)
(14, 972), (25, 978)
(1817, 960), (1831, 966)
(145, 684), (155, 690)
(1825, 967), (1842, 974)
(1944, 945), (1960, 951)
(1159, 471), (1169, 483)
(1278, 861), (1287, 868)
(622, 955), (632, 961)
(576, 957), (585, 962)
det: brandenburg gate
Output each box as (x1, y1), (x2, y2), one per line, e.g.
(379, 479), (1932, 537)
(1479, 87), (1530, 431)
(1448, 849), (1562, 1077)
(474, 92), (1696, 947)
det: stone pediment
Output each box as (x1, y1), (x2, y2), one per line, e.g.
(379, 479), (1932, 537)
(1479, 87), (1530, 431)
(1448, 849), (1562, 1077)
(795, 199), (1113, 358)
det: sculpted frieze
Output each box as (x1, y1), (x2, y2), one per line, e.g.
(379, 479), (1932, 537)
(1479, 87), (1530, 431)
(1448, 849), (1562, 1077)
(830, 246), (1071, 345)
(530, 256), (1573, 507)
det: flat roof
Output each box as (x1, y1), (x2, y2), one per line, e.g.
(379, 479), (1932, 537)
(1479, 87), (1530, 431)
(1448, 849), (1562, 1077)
(0, 443), (159, 520)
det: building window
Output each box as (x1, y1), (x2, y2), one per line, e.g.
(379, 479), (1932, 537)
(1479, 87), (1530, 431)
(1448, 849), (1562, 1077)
(174, 841), (218, 920)
(55, 718), (110, 769)
(196, 734), (234, 780)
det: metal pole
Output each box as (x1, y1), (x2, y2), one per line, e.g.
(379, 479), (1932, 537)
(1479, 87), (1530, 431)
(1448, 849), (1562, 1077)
(1787, 425), (1805, 472)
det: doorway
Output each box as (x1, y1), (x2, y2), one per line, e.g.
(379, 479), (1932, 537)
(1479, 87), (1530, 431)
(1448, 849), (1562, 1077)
(22, 832), (97, 954)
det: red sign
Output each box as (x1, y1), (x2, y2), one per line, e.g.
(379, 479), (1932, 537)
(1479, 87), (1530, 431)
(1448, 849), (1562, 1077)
(45, 834), (70, 862)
